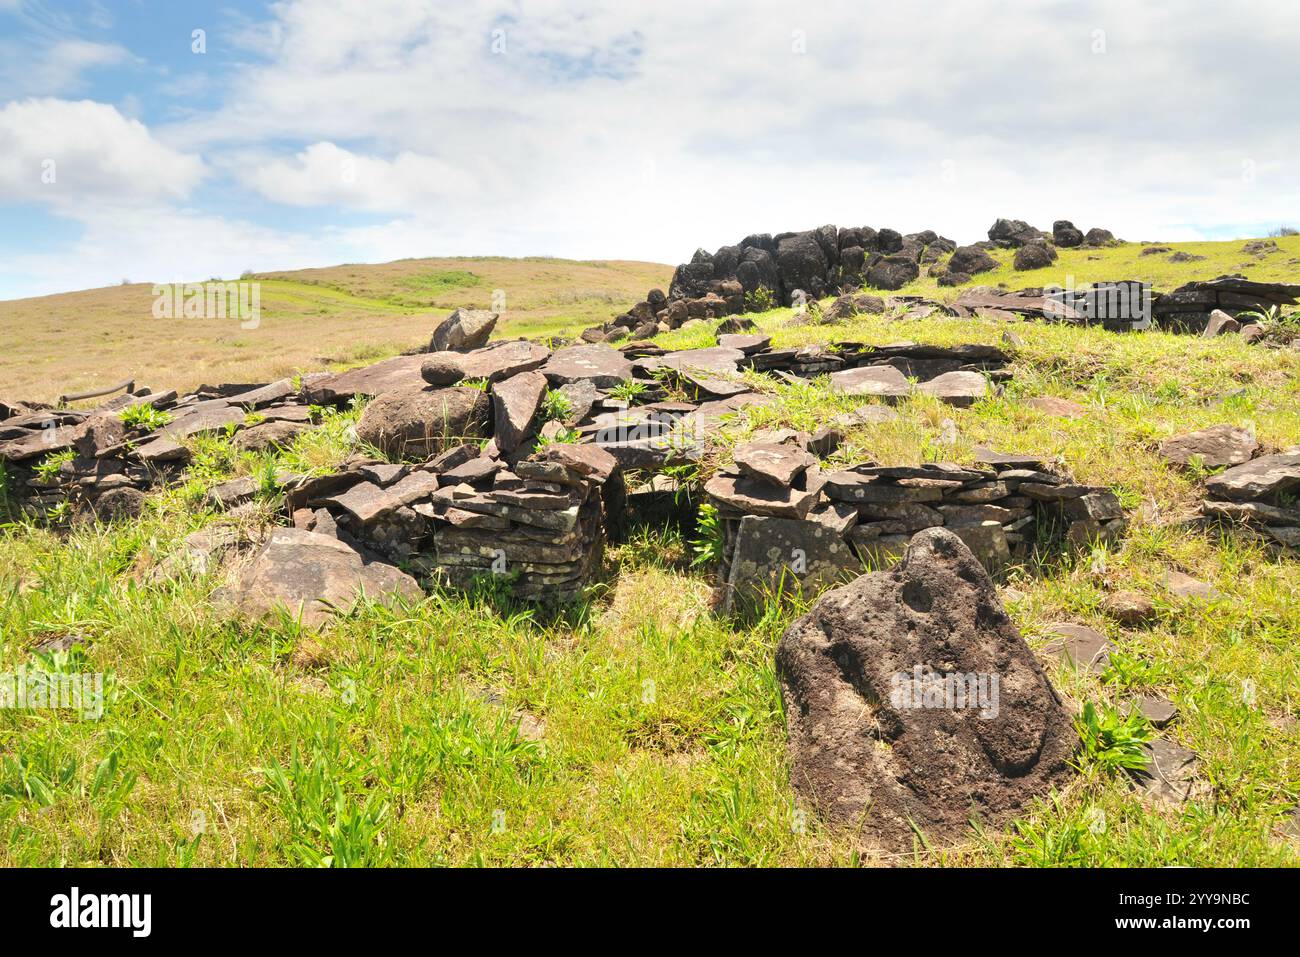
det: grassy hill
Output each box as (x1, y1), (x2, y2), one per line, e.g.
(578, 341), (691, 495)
(0, 257), (672, 405)
(1, 235), (1299, 867)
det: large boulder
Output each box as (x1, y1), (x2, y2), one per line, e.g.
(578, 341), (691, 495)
(1084, 227), (1116, 246)
(864, 255), (920, 291)
(987, 218), (1042, 247)
(355, 386), (492, 459)
(1013, 241), (1058, 270)
(217, 527), (421, 627)
(1052, 220), (1085, 248)
(429, 308), (498, 352)
(776, 528), (1075, 851)
(947, 245), (998, 275)
(776, 232), (830, 303)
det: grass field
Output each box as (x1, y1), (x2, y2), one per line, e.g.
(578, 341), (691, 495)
(1, 236), (1299, 866)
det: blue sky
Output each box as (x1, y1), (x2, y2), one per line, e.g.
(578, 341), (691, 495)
(1, 0), (1298, 300)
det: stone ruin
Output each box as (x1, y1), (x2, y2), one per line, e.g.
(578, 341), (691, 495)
(707, 441), (1125, 612)
(4, 291), (1246, 851)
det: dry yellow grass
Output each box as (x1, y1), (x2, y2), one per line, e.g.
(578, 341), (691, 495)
(0, 256), (672, 404)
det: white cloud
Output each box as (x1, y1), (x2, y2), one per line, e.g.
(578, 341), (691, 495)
(231, 142), (479, 212)
(0, 38), (132, 97)
(5, 0), (1300, 299)
(0, 98), (206, 207)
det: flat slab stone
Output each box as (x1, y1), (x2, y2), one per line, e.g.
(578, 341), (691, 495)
(723, 515), (860, 612)
(455, 340), (551, 383)
(1040, 622), (1112, 673)
(705, 469), (821, 520)
(1132, 695), (1178, 729)
(542, 345), (634, 389)
(1206, 451), (1300, 501)
(1159, 425), (1258, 469)
(830, 365), (911, 400)
(1130, 738), (1203, 808)
(915, 370), (988, 407)
(1165, 569), (1219, 600)
(824, 470), (945, 504)
(303, 355), (428, 404)
(832, 405), (900, 427)
(733, 441), (815, 487)
(655, 347), (748, 396)
(217, 527), (421, 628)
(717, 333), (771, 354)
(1027, 396), (1088, 419)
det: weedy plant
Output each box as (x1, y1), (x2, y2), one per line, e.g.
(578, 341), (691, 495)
(608, 379), (649, 403)
(119, 402), (173, 431)
(689, 502), (723, 568)
(1074, 701), (1153, 775)
(536, 427), (583, 447)
(540, 388), (572, 423)
(32, 449), (75, 484)
(744, 286), (777, 312)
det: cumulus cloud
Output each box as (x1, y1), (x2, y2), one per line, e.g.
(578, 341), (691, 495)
(232, 142), (479, 213)
(0, 98), (205, 207)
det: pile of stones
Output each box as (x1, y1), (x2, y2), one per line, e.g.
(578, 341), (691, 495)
(282, 442), (619, 603)
(0, 376), (322, 523)
(705, 439), (1125, 611)
(1202, 452), (1300, 549)
(1158, 425), (1299, 549)
(1155, 275), (1300, 336)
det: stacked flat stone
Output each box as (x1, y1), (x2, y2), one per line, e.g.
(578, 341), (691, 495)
(1153, 275), (1300, 333)
(1200, 448), (1300, 549)
(0, 378), (322, 522)
(706, 442), (1125, 610)
(287, 443), (618, 603)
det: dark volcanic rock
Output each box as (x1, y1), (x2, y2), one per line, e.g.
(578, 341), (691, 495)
(355, 386), (492, 459)
(776, 232), (830, 303)
(948, 245), (997, 275)
(865, 255), (920, 291)
(1052, 220), (1084, 248)
(775, 528), (1075, 851)
(429, 308), (498, 352)
(1013, 241), (1058, 271)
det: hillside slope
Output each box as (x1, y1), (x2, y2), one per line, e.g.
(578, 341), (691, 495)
(0, 257), (672, 404)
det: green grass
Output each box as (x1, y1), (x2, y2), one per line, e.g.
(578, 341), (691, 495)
(2, 244), (1300, 866)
